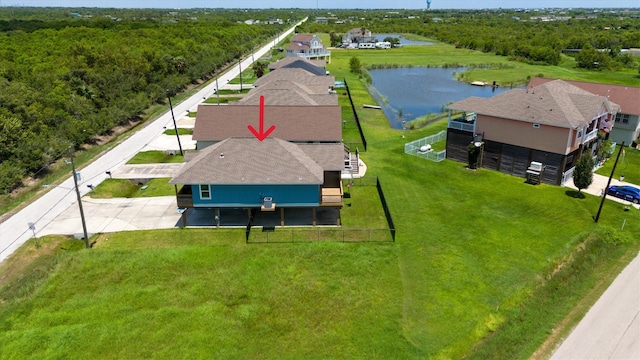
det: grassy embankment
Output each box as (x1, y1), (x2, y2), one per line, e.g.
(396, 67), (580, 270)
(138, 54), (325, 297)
(1, 39), (639, 359)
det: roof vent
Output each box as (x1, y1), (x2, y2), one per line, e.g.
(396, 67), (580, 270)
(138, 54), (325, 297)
(219, 153), (224, 158)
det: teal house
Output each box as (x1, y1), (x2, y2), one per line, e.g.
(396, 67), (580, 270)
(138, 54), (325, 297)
(169, 137), (344, 227)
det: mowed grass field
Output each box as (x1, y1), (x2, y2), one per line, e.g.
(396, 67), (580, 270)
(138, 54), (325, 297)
(1, 39), (640, 359)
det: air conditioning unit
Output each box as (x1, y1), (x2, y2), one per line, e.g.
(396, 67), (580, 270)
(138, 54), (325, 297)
(263, 197), (273, 208)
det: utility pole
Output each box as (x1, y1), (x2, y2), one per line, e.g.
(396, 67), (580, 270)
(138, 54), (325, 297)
(68, 146), (90, 248)
(595, 142), (625, 223)
(215, 74), (220, 105)
(166, 91), (184, 156)
(238, 56), (243, 91)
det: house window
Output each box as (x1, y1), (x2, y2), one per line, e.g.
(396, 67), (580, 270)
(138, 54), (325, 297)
(615, 113), (630, 124)
(200, 184), (211, 199)
(577, 130), (582, 138)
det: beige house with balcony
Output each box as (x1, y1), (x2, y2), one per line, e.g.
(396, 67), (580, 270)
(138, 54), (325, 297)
(447, 80), (619, 185)
(286, 34), (331, 63)
(529, 78), (640, 147)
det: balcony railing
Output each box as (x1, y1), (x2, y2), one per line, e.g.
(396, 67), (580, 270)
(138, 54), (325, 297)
(448, 119), (475, 133)
(583, 129), (598, 144)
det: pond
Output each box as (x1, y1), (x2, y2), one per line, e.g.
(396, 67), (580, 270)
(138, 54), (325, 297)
(367, 67), (516, 129)
(373, 33), (434, 46)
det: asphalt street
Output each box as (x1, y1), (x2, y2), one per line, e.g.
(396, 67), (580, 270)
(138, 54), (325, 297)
(0, 18), (305, 262)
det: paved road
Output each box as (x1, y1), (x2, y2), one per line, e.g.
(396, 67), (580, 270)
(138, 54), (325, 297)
(551, 174), (639, 359)
(0, 18), (305, 262)
(551, 253), (640, 359)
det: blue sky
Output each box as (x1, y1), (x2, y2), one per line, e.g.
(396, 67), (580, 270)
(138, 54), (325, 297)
(2, 1), (637, 9)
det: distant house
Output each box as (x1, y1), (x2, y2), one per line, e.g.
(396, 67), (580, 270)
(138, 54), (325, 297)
(234, 80), (338, 106)
(446, 80), (619, 185)
(343, 28), (374, 45)
(267, 57), (327, 75)
(192, 104), (342, 149)
(528, 78), (640, 147)
(254, 67), (335, 90)
(286, 34), (331, 63)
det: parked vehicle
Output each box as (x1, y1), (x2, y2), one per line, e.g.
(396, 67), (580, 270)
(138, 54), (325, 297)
(607, 185), (640, 204)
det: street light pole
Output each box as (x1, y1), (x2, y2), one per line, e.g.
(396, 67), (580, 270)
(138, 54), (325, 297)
(166, 91), (184, 156)
(68, 146), (90, 248)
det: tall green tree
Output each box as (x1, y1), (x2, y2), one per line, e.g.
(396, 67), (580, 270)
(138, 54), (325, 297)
(573, 154), (595, 196)
(349, 56), (362, 74)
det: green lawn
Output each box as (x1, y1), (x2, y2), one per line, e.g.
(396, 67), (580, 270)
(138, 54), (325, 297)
(89, 178), (176, 198)
(164, 128), (193, 136)
(126, 150), (185, 164)
(203, 96), (242, 104)
(596, 146), (640, 185)
(1, 40), (640, 359)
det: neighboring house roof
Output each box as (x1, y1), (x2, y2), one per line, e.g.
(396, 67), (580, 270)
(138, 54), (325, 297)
(291, 34), (315, 43)
(234, 80), (337, 106)
(193, 104), (342, 142)
(298, 143), (345, 171)
(287, 43), (311, 51)
(170, 138), (324, 185)
(254, 68), (334, 88)
(448, 80), (617, 129)
(528, 77), (640, 115)
(268, 57), (326, 75)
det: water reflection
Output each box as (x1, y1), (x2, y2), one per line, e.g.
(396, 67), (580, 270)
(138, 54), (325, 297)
(368, 67), (514, 129)
(372, 33), (434, 46)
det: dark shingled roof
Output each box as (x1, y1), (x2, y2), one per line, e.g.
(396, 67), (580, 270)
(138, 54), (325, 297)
(528, 77), (640, 115)
(193, 104), (342, 142)
(254, 68), (334, 88)
(169, 138), (341, 185)
(235, 80), (337, 106)
(448, 80), (618, 129)
(268, 57), (326, 73)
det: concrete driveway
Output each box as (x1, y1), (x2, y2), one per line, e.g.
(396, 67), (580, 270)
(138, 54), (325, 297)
(38, 196), (182, 238)
(563, 173), (640, 210)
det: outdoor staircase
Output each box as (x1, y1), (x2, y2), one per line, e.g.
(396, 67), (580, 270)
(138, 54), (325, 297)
(342, 144), (360, 176)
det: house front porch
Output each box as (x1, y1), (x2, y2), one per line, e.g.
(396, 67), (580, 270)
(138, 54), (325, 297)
(178, 206), (341, 228)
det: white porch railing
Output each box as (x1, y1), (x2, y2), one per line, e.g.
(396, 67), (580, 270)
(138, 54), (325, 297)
(582, 129), (598, 144)
(561, 166), (575, 185)
(448, 119), (475, 133)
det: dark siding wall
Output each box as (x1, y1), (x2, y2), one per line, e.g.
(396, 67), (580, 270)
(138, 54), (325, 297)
(482, 140), (502, 170)
(446, 134), (567, 185)
(446, 128), (474, 163)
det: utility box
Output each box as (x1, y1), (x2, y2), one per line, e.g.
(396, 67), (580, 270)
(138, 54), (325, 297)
(263, 197), (273, 209)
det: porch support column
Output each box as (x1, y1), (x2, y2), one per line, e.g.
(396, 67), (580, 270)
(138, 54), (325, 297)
(313, 208), (317, 227)
(181, 209), (187, 228)
(215, 208), (220, 228)
(281, 208), (285, 227)
(336, 208), (341, 226)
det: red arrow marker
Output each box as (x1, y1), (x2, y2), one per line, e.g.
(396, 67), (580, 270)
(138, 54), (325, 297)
(248, 95), (275, 141)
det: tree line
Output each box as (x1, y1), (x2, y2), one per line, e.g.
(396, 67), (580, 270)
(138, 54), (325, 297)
(0, 8), (300, 194)
(301, 8), (640, 68)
